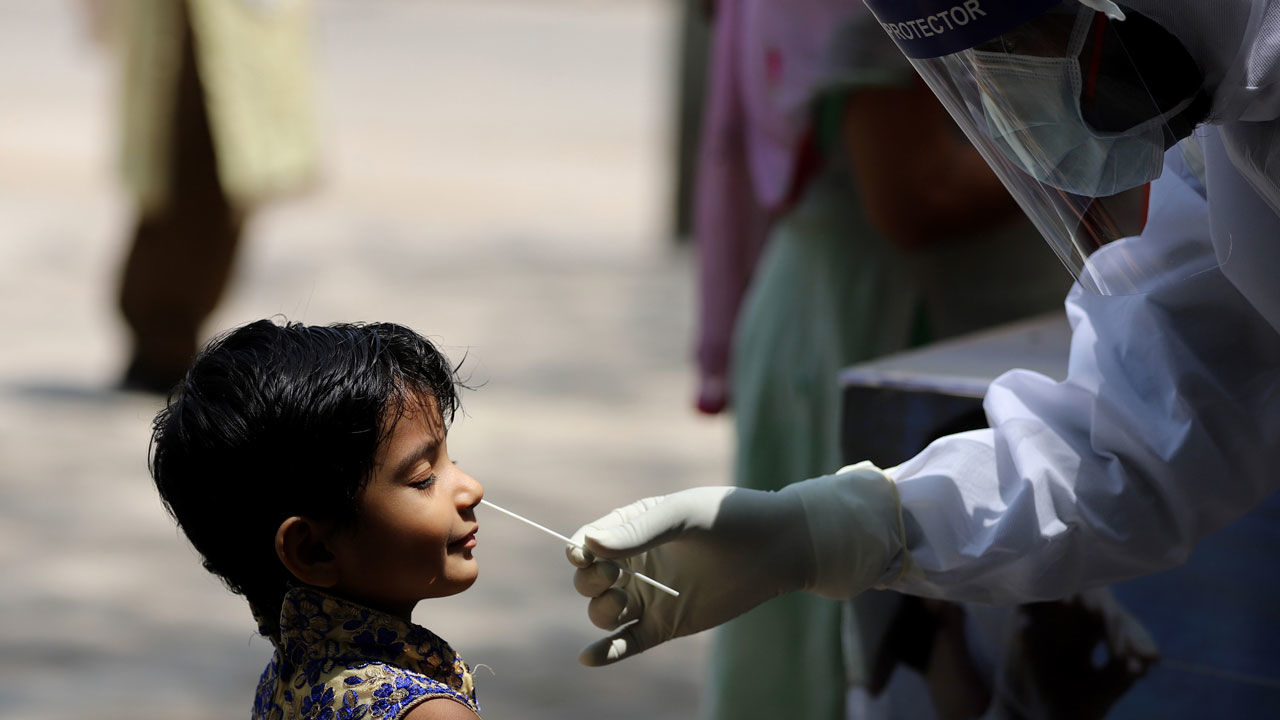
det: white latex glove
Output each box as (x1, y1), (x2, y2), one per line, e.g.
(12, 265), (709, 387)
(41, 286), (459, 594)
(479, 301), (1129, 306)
(567, 462), (909, 666)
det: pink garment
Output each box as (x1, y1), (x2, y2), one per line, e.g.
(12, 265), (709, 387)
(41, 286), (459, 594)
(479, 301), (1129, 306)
(694, 0), (863, 413)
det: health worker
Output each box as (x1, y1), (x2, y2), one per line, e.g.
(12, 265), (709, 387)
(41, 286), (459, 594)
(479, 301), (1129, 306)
(567, 0), (1280, 667)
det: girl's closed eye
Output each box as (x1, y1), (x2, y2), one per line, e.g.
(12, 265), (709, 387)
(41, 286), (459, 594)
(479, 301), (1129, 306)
(410, 474), (437, 490)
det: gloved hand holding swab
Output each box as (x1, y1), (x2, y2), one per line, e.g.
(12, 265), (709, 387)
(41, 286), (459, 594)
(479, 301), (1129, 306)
(480, 499), (680, 597)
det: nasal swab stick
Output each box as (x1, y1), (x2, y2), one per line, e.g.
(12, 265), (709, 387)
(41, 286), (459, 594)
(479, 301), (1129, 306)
(480, 499), (680, 597)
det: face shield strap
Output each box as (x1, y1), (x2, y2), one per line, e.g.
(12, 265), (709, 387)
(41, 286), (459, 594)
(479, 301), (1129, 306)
(1077, 0), (1125, 20)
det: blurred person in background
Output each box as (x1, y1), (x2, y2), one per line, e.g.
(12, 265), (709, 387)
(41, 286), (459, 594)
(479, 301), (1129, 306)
(689, 2), (1153, 718)
(85, 0), (319, 393)
(689, 0), (769, 417)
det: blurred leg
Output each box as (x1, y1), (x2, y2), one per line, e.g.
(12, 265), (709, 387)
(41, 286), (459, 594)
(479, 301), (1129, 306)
(118, 10), (242, 392)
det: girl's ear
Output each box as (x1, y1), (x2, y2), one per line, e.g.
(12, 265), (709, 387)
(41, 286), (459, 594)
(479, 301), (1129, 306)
(275, 516), (340, 587)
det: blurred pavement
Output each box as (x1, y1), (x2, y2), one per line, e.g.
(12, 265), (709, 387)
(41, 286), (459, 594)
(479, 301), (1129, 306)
(0, 2), (729, 718)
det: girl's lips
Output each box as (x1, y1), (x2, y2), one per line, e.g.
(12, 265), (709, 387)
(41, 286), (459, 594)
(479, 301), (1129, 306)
(449, 531), (478, 551)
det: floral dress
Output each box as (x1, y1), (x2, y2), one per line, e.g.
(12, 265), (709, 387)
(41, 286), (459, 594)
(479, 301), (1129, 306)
(252, 587), (480, 720)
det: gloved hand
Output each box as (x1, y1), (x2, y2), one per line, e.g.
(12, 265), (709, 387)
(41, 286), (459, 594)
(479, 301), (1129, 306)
(993, 587), (1159, 720)
(566, 462), (910, 666)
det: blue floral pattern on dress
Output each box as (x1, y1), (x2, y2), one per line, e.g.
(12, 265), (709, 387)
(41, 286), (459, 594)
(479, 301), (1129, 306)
(252, 587), (480, 719)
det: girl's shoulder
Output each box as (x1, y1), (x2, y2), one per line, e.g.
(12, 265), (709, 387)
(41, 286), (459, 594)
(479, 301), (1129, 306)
(255, 657), (480, 720)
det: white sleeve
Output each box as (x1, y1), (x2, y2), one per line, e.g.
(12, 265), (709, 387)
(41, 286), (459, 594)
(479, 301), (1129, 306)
(883, 140), (1280, 604)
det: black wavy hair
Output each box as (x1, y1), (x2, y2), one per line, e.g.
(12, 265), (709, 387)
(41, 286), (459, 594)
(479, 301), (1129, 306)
(149, 319), (463, 636)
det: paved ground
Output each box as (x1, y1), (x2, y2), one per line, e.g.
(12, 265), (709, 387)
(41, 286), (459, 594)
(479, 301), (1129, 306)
(0, 2), (728, 718)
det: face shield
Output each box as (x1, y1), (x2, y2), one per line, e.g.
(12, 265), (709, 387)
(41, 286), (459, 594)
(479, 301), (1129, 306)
(862, 0), (1212, 294)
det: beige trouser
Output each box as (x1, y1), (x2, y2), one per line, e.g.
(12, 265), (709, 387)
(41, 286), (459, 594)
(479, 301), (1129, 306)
(117, 5), (242, 383)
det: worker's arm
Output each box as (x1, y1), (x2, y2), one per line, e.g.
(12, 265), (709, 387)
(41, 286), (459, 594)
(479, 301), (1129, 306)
(888, 145), (1280, 603)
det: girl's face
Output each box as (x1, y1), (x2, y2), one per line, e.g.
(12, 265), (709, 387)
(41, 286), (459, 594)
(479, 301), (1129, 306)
(328, 398), (483, 620)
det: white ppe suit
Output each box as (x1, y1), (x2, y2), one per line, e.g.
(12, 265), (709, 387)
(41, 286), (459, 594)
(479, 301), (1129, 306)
(890, 126), (1280, 604)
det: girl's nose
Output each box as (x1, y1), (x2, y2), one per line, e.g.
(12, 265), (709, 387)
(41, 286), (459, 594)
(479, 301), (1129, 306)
(457, 467), (483, 508)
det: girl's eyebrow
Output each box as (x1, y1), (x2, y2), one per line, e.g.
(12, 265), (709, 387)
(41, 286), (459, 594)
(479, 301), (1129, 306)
(391, 437), (441, 481)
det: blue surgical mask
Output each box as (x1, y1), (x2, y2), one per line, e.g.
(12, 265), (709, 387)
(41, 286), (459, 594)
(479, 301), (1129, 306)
(971, 12), (1193, 197)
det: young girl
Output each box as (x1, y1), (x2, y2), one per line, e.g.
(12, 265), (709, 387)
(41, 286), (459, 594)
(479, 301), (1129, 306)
(150, 318), (484, 719)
